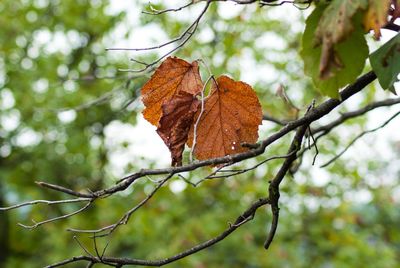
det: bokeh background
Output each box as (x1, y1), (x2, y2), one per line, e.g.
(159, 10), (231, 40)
(1, 0), (400, 267)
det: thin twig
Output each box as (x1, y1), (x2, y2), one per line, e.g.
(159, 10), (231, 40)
(68, 174), (174, 236)
(18, 201), (92, 229)
(108, 2), (211, 73)
(74, 236), (95, 259)
(35, 181), (95, 198)
(320, 110), (400, 168)
(48, 198), (270, 267)
(297, 97), (400, 159)
(0, 198), (90, 211)
(204, 151), (296, 180)
(313, 97), (400, 134)
(142, 1), (194, 15)
(263, 114), (289, 126)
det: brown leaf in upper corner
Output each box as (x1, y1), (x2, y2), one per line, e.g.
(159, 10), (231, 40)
(187, 75), (262, 160)
(393, 0), (400, 22)
(363, 0), (391, 39)
(141, 56), (203, 126)
(157, 92), (200, 166)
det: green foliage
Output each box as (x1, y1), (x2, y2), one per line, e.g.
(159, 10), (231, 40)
(315, 0), (367, 44)
(301, 5), (368, 98)
(370, 33), (400, 91)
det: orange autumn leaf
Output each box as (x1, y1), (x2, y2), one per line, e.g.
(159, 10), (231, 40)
(141, 56), (203, 126)
(187, 75), (262, 160)
(363, 0), (391, 39)
(157, 92), (200, 166)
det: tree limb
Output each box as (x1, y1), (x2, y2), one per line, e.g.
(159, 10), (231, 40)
(320, 110), (400, 168)
(264, 112), (310, 249)
(47, 198), (270, 267)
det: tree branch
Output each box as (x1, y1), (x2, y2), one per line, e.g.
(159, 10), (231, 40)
(296, 97), (400, 160)
(0, 197), (90, 211)
(264, 112), (310, 249)
(313, 97), (400, 134)
(320, 110), (400, 168)
(19, 71), (377, 202)
(47, 198), (270, 267)
(108, 1), (211, 73)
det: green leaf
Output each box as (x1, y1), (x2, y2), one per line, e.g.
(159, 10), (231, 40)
(316, 0), (368, 45)
(315, 0), (367, 79)
(301, 6), (369, 98)
(370, 33), (400, 90)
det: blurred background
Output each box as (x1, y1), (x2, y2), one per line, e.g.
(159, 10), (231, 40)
(0, 0), (400, 267)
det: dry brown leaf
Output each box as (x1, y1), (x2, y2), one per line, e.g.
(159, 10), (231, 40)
(364, 0), (391, 39)
(157, 92), (200, 166)
(187, 75), (262, 160)
(392, 0), (400, 22)
(141, 56), (203, 126)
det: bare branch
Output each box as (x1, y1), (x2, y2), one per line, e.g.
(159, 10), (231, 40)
(34, 71), (377, 200)
(35, 181), (95, 198)
(45, 256), (93, 268)
(108, 2), (211, 73)
(320, 110), (400, 168)
(68, 174), (174, 235)
(260, 0), (312, 9)
(262, 114), (290, 126)
(264, 110), (310, 249)
(383, 22), (400, 32)
(0, 197), (90, 211)
(205, 151), (296, 180)
(142, 1), (195, 15)
(296, 97), (400, 160)
(313, 97), (400, 134)
(47, 198), (270, 267)
(73, 236), (96, 259)
(18, 201), (93, 229)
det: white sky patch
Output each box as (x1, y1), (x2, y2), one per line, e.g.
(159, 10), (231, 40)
(1, 109), (20, 131)
(392, 185), (400, 203)
(197, 26), (215, 44)
(33, 78), (49, 94)
(308, 167), (331, 187)
(104, 115), (170, 177)
(0, 144), (12, 157)
(57, 110), (77, 124)
(13, 128), (42, 147)
(255, 32), (287, 50)
(344, 189), (373, 204)
(169, 179), (187, 194)
(236, 48), (278, 85)
(0, 89), (15, 110)
(217, 2), (245, 19)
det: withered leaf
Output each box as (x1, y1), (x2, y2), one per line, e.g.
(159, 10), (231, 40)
(157, 92), (200, 166)
(392, 0), (400, 22)
(363, 0), (391, 39)
(187, 75), (262, 160)
(142, 56), (203, 126)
